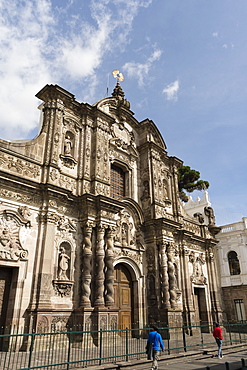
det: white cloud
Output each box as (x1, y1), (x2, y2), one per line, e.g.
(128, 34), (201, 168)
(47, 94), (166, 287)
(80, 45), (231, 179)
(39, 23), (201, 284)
(162, 80), (180, 102)
(212, 32), (218, 38)
(122, 47), (162, 87)
(0, 0), (154, 140)
(222, 44), (228, 49)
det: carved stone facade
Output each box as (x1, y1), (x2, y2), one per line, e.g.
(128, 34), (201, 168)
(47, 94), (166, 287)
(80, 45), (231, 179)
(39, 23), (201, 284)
(0, 83), (222, 333)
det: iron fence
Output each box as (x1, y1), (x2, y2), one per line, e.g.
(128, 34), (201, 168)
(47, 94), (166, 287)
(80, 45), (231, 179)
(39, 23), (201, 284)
(0, 322), (247, 370)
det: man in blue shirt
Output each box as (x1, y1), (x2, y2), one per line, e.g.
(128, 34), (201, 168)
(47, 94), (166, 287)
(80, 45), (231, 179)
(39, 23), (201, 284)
(146, 325), (164, 370)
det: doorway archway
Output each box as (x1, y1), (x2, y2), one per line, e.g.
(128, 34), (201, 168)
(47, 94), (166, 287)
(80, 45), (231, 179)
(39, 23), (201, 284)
(113, 264), (133, 330)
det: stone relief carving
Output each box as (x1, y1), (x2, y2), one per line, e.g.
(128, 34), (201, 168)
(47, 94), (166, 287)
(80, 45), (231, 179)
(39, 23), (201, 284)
(189, 252), (207, 285)
(114, 210), (137, 248)
(113, 248), (141, 265)
(146, 246), (155, 273)
(0, 188), (40, 205)
(58, 175), (77, 192)
(0, 211), (29, 261)
(53, 280), (73, 297)
(0, 153), (41, 180)
(18, 206), (31, 225)
(37, 316), (49, 331)
(110, 315), (118, 330)
(182, 220), (201, 236)
(51, 316), (69, 332)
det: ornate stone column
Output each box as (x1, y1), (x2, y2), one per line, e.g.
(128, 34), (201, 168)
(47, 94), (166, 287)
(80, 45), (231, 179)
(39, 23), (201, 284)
(181, 246), (194, 325)
(105, 227), (115, 306)
(94, 224), (106, 307)
(159, 242), (170, 309)
(81, 223), (93, 307)
(206, 245), (222, 322)
(167, 244), (177, 309)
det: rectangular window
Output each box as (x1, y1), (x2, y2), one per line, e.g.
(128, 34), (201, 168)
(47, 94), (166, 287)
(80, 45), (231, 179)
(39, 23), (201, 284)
(110, 165), (125, 199)
(234, 299), (246, 322)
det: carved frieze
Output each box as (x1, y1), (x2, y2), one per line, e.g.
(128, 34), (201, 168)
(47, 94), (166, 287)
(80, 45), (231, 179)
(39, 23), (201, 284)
(113, 248), (142, 265)
(182, 220), (201, 236)
(0, 153), (41, 180)
(59, 175), (77, 192)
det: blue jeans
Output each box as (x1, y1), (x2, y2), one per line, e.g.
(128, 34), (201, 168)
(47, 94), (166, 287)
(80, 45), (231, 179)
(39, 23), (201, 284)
(216, 338), (223, 358)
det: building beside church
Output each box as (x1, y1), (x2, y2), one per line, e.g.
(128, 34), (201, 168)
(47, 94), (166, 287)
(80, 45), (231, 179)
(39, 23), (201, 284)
(0, 82), (223, 334)
(216, 218), (247, 322)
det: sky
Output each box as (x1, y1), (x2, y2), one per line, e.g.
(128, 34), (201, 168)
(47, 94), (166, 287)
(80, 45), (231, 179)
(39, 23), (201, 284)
(0, 0), (247, 226)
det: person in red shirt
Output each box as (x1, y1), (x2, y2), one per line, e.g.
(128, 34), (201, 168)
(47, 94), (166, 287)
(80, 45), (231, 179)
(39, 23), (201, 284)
(213, 323), (223, 358)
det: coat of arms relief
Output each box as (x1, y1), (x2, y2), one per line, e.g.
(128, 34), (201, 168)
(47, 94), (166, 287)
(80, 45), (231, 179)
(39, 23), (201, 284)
(0, 209), (29, 261)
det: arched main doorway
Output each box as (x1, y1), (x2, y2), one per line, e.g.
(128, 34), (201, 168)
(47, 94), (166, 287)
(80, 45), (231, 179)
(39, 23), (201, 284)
(114, 264), (133, 330)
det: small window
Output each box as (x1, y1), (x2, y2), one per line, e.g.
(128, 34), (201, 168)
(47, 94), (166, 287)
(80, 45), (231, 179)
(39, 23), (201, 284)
(228, 251), (241, 275)
(110, 164), (125, 199)
(234, 299), (246, 322)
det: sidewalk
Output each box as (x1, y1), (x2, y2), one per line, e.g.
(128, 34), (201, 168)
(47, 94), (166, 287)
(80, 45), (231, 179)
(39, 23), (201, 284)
(85, 344), (247, 370)
(123, 346), (247, 370)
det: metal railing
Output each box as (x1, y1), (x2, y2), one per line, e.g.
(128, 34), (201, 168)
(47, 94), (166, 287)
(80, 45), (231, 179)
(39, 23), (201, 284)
(0, 322), (247, 370)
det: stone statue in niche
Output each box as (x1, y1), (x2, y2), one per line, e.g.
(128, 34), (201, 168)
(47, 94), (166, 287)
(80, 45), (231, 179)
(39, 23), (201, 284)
(58, 246), (70, 280)
(60, 132), (77, 168)
(142, 180), (150, 199)
(64, 135), (73, 156)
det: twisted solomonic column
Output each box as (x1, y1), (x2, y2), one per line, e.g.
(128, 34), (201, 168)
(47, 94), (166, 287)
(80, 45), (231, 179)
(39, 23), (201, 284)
(94, 224), (106, 306)
(105, 227), (115, 306)
(81, 223), (93, 306)
(167, 244), (177, 309)
(159, 242), (170, 309)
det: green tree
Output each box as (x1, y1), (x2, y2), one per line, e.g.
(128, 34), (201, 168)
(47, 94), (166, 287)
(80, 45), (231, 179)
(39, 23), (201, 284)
(178, 165), (209, 202)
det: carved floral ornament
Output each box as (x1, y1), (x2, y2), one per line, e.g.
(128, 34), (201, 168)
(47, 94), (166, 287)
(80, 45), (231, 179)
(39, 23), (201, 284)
(0, 209), (30, 261)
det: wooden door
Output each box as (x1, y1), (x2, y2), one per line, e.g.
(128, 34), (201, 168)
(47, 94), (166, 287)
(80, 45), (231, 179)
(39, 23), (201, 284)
(0, 267), (13, 349)
(0, 267), (12, 329)
(114, 264), (132, 330)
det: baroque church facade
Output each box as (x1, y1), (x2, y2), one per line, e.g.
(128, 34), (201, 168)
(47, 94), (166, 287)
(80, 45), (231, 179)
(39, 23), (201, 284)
(0, 83), (223, 333)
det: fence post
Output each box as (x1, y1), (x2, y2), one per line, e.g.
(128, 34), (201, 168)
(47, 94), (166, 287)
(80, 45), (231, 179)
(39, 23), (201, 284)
(241, 358), (246, 368)
(125, 327), (129, 362)
(182, 326), (187, 352)
(206, 367), (210, 370)
(28, 329), (35, 369)
(99, 329), (103, 366)
(67, 328), (72, 370)
(228, 323), (232, 346)
(237, 323), (242, 344)
(225, 362), (230, 370)
(167, 330), (170, 355)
